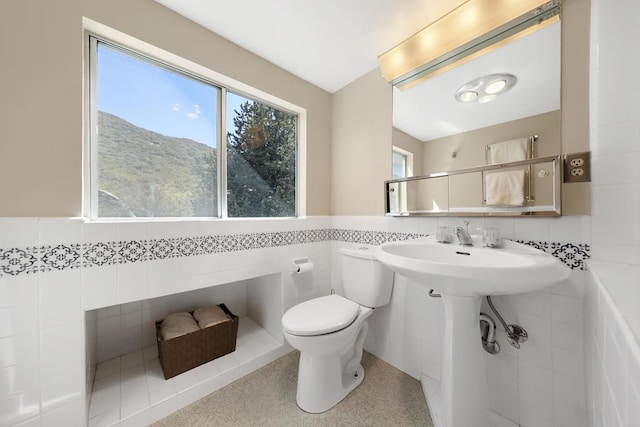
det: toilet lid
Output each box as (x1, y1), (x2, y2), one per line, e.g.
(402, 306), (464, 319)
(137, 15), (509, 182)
(282, 294), (359, 336)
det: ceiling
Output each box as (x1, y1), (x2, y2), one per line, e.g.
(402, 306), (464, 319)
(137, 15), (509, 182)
(155, 0), (560, 141)
(154, 0), (466, 93)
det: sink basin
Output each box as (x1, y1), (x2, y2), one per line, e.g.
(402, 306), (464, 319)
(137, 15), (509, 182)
(376, 235), (570, 297)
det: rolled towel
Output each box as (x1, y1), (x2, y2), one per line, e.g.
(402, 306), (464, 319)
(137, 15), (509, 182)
(160, 312), (199, 340)
(193, 305), (230, 329)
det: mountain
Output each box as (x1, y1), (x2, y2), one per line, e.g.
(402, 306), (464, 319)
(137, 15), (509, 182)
(97, 111), (217, 217)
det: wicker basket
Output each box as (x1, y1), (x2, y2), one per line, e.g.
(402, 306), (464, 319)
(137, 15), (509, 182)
(156, 303), (239, 379)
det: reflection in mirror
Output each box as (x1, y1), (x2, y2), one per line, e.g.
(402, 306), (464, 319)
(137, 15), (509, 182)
(388, 12), (561, 217)
(386, 156), (561, 217)
(392, 20), (561, 178)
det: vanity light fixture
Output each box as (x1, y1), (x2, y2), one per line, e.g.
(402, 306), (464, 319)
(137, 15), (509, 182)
(455, 74), (517, 104)
(378, 0), (560, 89)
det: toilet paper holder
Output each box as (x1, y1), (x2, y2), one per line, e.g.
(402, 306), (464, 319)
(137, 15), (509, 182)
(293, 257), (314, 274)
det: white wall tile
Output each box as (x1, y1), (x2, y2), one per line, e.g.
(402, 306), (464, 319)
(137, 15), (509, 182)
(117, 263), (149, 304)
(551, 271), (585, 299)
(519, 360), (552, 395)
(552, 374), (586, 410)
(517, 292), (552, 318)
(553, 399), (588, 427)
(0, 218), (39, 248)
(551, 295), (584, 326)
(552, 347), (584, 381)
(13, 416), (41, 427)
(591, 242), (640, 266)
(548, 216), (591, 244)
(592, 214), (640, 246)
(39, 322), (84, 412)
(551, 320), (584, 353)
(82, 222), (118, 245)
(38, 218), (82, 246)
(0, 363), (39, 400)
(513, 218), (550, 242)
(97, 315), (119, 338)
(591, 184), (640, 215)
(41, 398), (85, 426)
(0, 274), (38, 308)
(83, 265), (118, 311)
(518, 385), (552, 427)
(39, 269), (82, 328)
(518, 338), (553, 370)
(0, 390), (41, 426)
(0, 304), (39, 341)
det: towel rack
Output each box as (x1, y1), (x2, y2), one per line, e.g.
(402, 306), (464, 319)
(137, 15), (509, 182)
(482, 135), (538, 204)
(484, 135), (538, 165)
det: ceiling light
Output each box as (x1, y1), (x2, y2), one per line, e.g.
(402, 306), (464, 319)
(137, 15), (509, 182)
(378, 0), (560, 89)
(458, 91), (478, 102)
(455, 73), (517, 104)
(485, 79), (507, 94)
(477, 94), (497, 103)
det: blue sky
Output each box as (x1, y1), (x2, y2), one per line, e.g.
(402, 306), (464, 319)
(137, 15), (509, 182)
(97, 43), (246, 147)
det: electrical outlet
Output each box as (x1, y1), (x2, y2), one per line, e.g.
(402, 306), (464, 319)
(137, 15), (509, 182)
(570, 158), (584, 167)
(564, 152), (591, 183)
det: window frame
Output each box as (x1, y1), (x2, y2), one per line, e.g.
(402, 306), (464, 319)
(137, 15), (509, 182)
(83, 20), (306, 220)
(392, 146), (414, 179)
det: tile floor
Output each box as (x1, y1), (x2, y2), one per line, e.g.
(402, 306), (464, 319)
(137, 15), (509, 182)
(153, 350), (433, 426)
(88, 317), (287, 426)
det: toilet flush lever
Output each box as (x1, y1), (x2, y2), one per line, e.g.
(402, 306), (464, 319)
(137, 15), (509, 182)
(428, 289), (442, 298)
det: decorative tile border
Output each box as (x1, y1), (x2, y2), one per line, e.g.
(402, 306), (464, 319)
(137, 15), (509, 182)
(0, 228), (589, 277)
(515, 240), (591, 271)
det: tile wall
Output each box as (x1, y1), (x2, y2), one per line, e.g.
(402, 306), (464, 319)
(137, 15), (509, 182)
(0, 217), (332, 426)
(589, 0), (640, 265)
(1, 214), (591, 426)
(585, 261), (640, 426)
(586, 0), (640, 426)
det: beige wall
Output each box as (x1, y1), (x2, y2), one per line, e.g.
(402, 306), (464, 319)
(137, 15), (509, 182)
(0, 0), (589, 218)
(422, 110), (561, 172)
(0, 0), (332, 217)
(331, 69), (392, 215)
(560, 0), (590, 214)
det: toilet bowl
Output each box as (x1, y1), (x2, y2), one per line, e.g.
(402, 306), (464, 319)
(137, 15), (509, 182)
(282, 247), (393, 413)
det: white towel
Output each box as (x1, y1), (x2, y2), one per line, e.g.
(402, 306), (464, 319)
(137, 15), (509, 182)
(193, 306), (230, 329)
(160, 312), (199, 340)
(487, 138), (528, 164)
(485, 170), (526, 207)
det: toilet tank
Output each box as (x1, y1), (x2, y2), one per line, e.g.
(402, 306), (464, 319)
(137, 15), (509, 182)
(340, 247), (394, 308)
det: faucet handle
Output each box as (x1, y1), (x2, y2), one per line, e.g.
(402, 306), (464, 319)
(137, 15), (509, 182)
(436, 226), (453, 243)
(482, 227), (502, 248)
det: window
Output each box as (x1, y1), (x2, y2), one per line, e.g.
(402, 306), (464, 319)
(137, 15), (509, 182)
(88, 36), (299, 219)
(390, 147), (414, 213)
(226, 92), (296, 217)
(392, 150), (407, 179)
(392, 146), (413, 179)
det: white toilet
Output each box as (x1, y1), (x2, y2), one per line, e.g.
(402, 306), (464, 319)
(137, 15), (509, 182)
(281, 247), (394, 413)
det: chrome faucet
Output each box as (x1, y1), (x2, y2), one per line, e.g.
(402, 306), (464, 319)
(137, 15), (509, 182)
(454, 226), (473, 246)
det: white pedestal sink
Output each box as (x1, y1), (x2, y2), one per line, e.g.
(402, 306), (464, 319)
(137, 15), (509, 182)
(376, 236), (570, 427)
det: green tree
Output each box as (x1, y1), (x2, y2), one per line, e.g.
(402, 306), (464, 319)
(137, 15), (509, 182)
(227, 100), (296, 217)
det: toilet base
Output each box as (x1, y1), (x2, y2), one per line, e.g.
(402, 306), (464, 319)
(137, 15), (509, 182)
(296, 352), (365, 414)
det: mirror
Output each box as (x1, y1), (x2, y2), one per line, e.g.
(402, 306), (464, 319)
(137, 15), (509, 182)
(390, 19), (561, 216)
